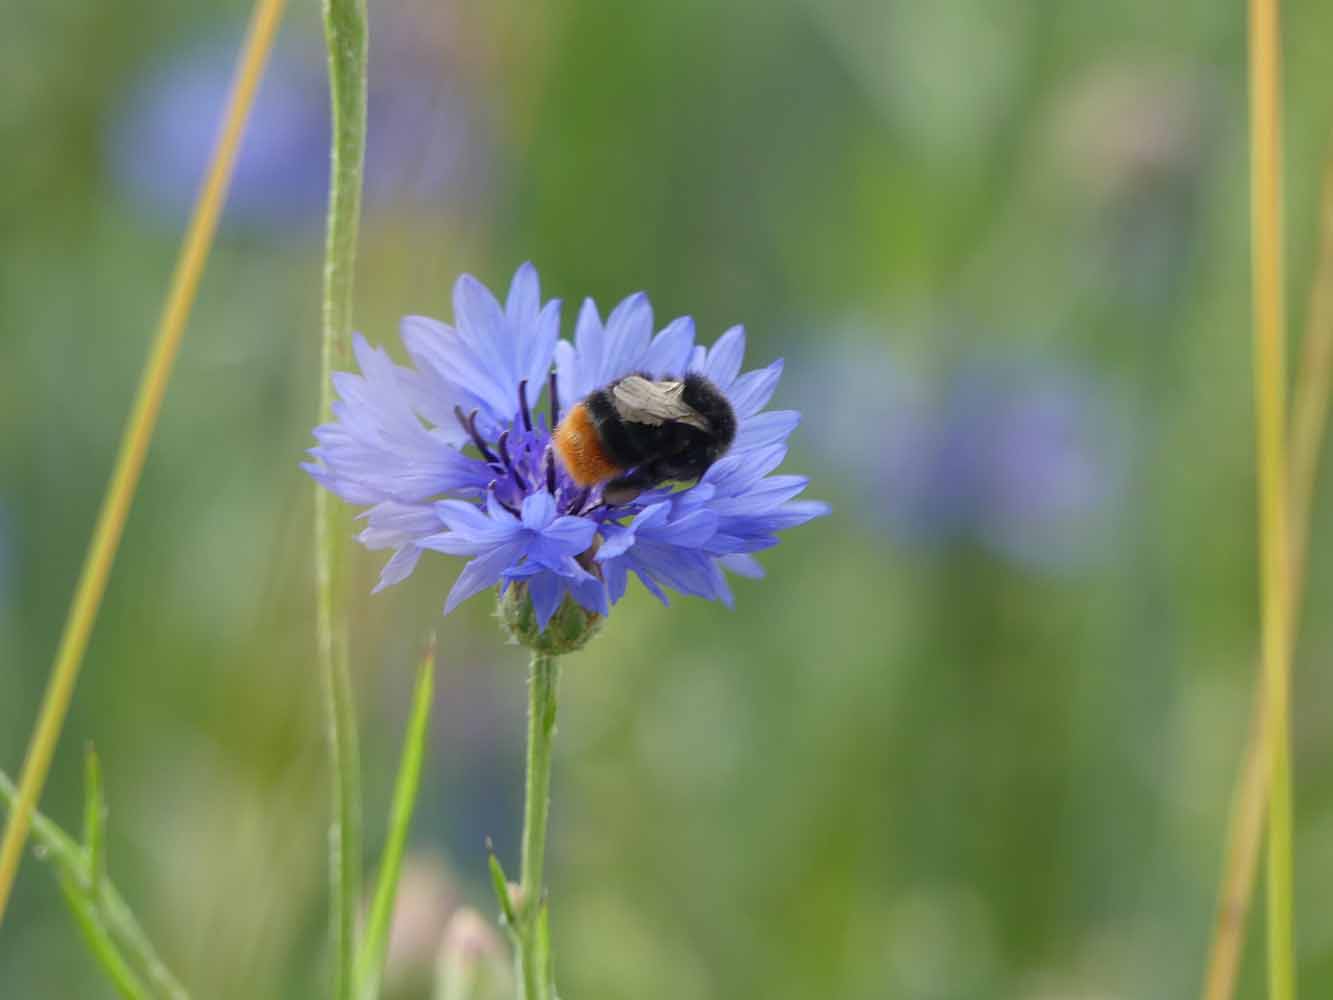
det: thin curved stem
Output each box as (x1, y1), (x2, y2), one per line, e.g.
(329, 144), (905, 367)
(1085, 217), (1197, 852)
(0, 0), (287, 928)
(317, 0), (369, 998)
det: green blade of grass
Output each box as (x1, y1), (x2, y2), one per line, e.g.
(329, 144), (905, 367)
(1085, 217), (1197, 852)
(357, 637), (437, 1000)
(486, 840), (517, 931)
(0, 769), (190, 1000)
(55, 869), (150, 1000)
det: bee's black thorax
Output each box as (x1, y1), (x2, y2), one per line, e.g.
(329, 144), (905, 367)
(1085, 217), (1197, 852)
(581, 373), (738, 508)
(681, 373), (737, 452)
(584, 388), (650, 468)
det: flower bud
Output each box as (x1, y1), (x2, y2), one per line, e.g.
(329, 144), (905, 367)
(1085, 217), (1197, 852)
(497, 584), (603, 655)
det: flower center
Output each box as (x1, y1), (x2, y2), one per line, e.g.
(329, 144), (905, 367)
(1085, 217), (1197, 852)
(453, 375), (597, 518)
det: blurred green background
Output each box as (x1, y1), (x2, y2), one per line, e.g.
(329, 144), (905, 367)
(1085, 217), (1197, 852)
(5, 1), (1333, 997)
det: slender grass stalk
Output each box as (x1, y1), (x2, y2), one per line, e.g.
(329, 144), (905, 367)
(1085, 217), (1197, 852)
(1288, 147), (1333, 585)
(316, 2), (369, 998)
(516, 653), (560, 1000)
(0, 770), (190, 999)
(1247, 1), (1295, 998)
(0, 0), (287, 927)
(1201, 135), (1333, 1000)
(56, 870), (150, 1000)
(357, 639), (436, 1000)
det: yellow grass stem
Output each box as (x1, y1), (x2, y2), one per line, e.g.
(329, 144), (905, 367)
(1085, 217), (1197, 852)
(0, 0), (287, 927)
(1247, 1), (1295, 997)
(1200, 131), (1333, 1000)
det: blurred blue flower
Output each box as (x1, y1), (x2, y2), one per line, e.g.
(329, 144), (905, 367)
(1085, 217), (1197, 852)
(798, 342), (1127, 572)
(306, 265), (827, 628)
(107, 18), (486, 231)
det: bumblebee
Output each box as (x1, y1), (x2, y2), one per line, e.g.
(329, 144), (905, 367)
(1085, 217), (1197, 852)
(552, 373), (737, 505)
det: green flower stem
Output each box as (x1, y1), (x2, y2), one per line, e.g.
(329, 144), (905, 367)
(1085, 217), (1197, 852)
(516, 653), (561, 1000)
(316, 1), (368, 998)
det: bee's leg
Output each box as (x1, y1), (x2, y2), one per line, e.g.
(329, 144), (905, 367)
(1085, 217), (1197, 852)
(601, 464), (663, 506)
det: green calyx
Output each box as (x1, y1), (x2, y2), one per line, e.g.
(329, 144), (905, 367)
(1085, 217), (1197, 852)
(497, 585), (603, 655)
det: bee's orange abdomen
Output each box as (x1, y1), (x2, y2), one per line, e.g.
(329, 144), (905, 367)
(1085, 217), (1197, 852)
(552, 403), (623, 486)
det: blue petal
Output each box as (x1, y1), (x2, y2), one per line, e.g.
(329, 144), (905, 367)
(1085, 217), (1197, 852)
(426, 500), (521, 552)
(454, 275), (510, 372)
(372, 546), (423, 593)
(506, 262), (540, 327)
(568, 570), (610, 615)
(444, 541), (524, 615)
(720, 553), (765, 579)
(712, 562), (735, 609)
(553, 339), (581, 416)
(305, 332), (492, 505)
(703, 445), (788, 498)
(647, 508), (717, 548)
(520, 491), (557, 530)
(733, 410), (801, 455)
(527, 571), (564, 631)
(485, 493), (520, 522)
(604, 560), (630, 603)
(399, 315), (510, 429)
(600, 292), (652, 382)
(540, 513), (598, 553)
(437, 498), (509, 533)
(642, 316), (696, 376)
(523, 298), (562, 399)
(632, 544), (723, 600)
(570, 298), (605, 399)
(595, 521), (638, 561)
(703, 326), (746, 388)
(707, 475), (810, 516)
(357, 501), (440, 549)
(633, 567), (671, 605)
(727, 358), (783, 419)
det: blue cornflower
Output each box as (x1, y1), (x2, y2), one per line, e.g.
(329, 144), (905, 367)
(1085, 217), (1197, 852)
(109, 22), (487, 231)
(794, 340), (1128, 572)
(305, 264), (828, 630)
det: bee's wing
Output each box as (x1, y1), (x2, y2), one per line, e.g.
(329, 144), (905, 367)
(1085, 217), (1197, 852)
(611, 376), (711, 431)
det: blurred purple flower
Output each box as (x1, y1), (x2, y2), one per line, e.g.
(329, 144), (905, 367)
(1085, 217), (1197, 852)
(798, 342), (1128, 572)
(107, 17), (487, 231)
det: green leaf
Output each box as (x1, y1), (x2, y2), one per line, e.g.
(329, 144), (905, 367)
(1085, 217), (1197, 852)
(485, 840), (517, 931)
(356, 636), (436, 1000)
